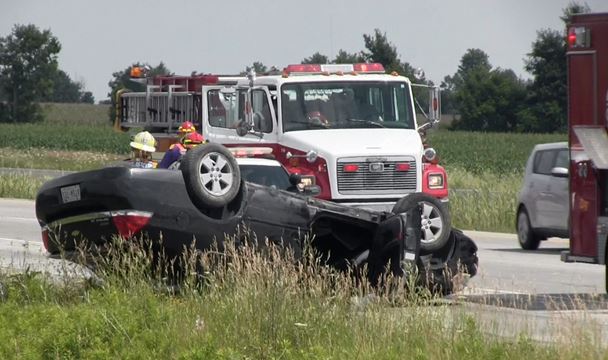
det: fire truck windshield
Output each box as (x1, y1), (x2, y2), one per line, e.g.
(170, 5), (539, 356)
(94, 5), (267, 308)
(281, 81), (415, 132)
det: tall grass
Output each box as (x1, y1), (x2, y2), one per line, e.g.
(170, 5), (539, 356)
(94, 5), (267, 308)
(447, 167), (521, 233)
(1, 237), (599, 359)
(0, 174), (46, 199)
(0, 123), (131, 154)
(40, 102), (110, 127)
(428, 130), (567, 174)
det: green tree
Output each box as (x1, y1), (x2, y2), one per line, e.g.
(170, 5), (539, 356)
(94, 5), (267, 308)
(362, 29), (415, 78)
(450, 49), (526, 131)
(333, 49), (365, 64)
(44, 69), (82, 103)
(560, 1), (591, 25)
(80, 91), (94, 104)
(301, 52), (329, 64)
(0, 24), (61, 122)
(108, 62), (171, 123)
(242, 61), (280, 75)
(518, 29), (567, 132)
(517, 2), (590, 133)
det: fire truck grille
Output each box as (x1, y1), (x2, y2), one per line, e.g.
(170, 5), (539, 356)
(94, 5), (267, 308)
(336, 157), (417, 195)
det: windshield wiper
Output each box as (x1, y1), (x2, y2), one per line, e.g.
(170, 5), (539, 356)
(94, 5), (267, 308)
(345, 118), (385, 128)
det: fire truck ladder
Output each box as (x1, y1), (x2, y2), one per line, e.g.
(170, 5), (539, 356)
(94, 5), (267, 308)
(120, 85), (197, 132)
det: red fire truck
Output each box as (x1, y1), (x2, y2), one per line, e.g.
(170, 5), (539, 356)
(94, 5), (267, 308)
(561, 12), (608, 290)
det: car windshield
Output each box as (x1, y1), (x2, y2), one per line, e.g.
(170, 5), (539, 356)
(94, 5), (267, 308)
(239, 164), (292, 190)
(281, 81), (414, 132)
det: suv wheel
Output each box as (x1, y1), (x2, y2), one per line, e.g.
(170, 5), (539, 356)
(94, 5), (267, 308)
(517, 209), (541, 250)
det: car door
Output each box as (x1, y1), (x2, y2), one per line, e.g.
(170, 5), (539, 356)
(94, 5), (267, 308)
(544, 148), (569, 231)
(532, 149), (558, 229)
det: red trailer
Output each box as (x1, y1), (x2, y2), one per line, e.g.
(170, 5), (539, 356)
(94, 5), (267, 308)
(561, 12), (608, 290)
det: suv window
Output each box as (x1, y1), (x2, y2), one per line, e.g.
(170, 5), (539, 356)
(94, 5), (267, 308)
(554, 149), (569, 168)
(533, 150), (557, 175)
(533, 149), (568, 175)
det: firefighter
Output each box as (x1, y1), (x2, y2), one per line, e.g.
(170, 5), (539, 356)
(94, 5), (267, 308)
(177, 121), (196, 140)
(129, 131), (157, 168)
(156, 121), (196, 169)
(159, 131), (205, 169)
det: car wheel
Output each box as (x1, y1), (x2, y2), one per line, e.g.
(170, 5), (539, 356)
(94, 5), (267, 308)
(181, 143), (241, 209)
(517, 208), (540, 250)
(392, 193), (451, 252)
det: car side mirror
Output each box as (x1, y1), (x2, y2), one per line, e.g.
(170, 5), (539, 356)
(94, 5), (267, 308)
(289, 173), (302, 186)
(551, 167), (569, 178)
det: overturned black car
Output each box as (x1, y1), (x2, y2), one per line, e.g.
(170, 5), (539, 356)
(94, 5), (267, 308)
(35, 143), (478, 294)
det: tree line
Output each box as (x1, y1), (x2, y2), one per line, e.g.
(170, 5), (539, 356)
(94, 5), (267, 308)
(0, 24), (94, 122)
(0, 2), (590, 132)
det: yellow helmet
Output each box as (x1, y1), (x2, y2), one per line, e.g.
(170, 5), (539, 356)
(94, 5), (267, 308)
(130, 131), (156, 152)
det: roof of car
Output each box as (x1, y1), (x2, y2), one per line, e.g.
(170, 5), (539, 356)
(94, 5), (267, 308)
(235, 157), (283, 166)
(533, 142), (568, 151)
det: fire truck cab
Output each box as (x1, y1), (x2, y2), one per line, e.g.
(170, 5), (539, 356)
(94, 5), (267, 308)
(561, 12), (608, 290)
(201, 64), (448, 206)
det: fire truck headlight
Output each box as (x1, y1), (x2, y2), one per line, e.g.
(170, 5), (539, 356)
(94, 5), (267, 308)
(299, 175), (316, 187)
(428, 173), (444, 189)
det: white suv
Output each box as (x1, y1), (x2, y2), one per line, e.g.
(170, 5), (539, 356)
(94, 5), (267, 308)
(516, 142), (569, 250)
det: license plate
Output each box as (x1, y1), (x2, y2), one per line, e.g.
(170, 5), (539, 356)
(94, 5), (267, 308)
(60, 184), (81, 203)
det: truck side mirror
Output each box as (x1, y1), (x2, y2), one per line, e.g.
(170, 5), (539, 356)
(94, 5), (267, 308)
(235, 120), (251, 137)
(303, 185), (321, 196)
(289, 173), (302, 186)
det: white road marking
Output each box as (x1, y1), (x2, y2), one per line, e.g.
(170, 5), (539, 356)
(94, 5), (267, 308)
(0, 216), (37, 222)
(0, 237), (42, 247)
(458, 287), (528, 296)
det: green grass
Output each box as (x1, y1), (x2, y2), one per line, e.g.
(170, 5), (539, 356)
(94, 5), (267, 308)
(1, 239), (602, 359)
(446, 167), (521, 232)
(0, 174), (46, 199)
(428, 130), (567, 174)
(0, 123), (132, 154)
(0, 147), (125, 171)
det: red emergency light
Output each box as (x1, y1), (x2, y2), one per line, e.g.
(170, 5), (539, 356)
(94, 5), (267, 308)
(283, 63), (386, 76)
(568, 26), (590, 48)
(353, 63), (385, 73)
(395, 163), (411, 172)
(343, 164), (359, 172)
(284, 64), (323, 74)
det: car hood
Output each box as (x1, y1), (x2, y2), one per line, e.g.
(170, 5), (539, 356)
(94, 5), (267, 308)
(281, 129), (422, 158)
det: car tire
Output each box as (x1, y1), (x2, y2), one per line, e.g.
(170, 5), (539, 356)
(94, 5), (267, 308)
(181, 143), (241, 209)
(392, 193), (451, 252)
(516, 208), (541, 250)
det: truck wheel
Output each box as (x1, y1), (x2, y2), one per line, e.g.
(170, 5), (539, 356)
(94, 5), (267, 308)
(181, 143), (241, 209)
(392, 193), (451, 252)
(516, 208), (540, 250)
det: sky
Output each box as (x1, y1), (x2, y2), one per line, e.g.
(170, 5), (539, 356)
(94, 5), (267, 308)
(2, 0), (608, 103)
